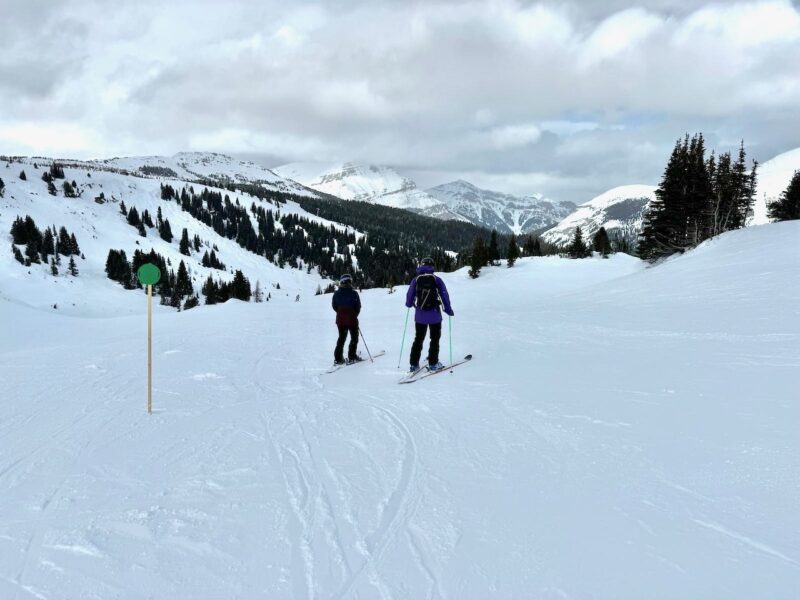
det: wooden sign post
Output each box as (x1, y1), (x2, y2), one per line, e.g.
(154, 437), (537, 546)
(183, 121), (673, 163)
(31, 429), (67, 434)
(137, 263), (161, 414)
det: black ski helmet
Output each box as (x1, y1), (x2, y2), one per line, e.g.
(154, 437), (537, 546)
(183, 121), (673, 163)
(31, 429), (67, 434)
(420, 257), (434, 267)
(339, 273), (353, 286)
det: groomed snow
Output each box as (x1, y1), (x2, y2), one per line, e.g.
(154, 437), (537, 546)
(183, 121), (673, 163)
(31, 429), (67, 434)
(2, 222), (798, 598)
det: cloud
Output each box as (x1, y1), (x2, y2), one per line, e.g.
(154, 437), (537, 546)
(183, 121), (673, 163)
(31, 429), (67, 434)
(490, 124), (542, 148)
(0, 0), (798, 203)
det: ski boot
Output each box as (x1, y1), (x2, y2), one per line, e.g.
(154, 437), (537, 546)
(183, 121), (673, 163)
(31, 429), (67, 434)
(409, 364), (420, 373)
(428, 362), (445, 372)
(346, 356), (364, 365)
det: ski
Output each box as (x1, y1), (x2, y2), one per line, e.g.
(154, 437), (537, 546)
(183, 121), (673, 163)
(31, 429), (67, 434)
(397, 365), (428, 384)
(325, 351), (386, 374)
(399, 354), (473, 384)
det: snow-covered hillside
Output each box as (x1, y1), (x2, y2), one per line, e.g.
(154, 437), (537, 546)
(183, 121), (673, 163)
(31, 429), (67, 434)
(751, 147), (800, 225)
(100, 152), (316, 196)
(0, 158), (340, 315)
(2, 221), (798, 598)
(274, 162), (454, 214)
(426, 179), (576, 235)
(542, 184), (657, 247)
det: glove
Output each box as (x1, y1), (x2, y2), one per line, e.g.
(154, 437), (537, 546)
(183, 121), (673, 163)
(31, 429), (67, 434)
(445, 308), (454, 317)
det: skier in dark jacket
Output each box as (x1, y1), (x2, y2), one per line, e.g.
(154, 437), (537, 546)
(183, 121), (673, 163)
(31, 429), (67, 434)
(332, 274), (362, 365)
(405, 257), (454, 372)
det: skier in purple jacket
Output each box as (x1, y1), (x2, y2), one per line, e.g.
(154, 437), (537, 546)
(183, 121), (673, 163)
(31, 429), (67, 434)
(405, 257), (454, 372)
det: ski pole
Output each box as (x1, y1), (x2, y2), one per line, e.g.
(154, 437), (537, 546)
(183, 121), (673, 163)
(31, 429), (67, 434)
(359, 328), (374, 363)
(448, 315), (453, 368)
(397, 307), (410, 368)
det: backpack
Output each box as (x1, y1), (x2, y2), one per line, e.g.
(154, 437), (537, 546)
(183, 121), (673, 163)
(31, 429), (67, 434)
(415, 274), (440, 310)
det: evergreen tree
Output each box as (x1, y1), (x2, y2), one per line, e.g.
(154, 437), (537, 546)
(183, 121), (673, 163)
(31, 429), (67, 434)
(68, 256), (78, 276)
(768, 170), (800, 222)
(50, 257), (58, 276)
(469, 237), (488, 278)
(160, 218), (173, 242)
(176, 260), (193, 297)
(49, 163), (65, 179)
(202, 275), (219, 305)
(62, 180), (77, 198)
(229, 270), (252, 301)
(179, 228), (190, 255)
(47, 181), (57, 196)
(41, 227), (55, 261)
(70, 233), (80, 256)
(142, 209), (154, 228)
(127, 206), (140, 226)
(506, 233), (519, 267)
(12, 244), (25, 264)
(183, 295), (200, 310)
(10, 217), (26, 244)
(120, 200), (127, 215)
(253, 280), (264, 302)
(0, 177), (4, 197)
(19, 170), (26, 181)
(488, 229), (500, 265)
(592, 227), (612, 257)
(568, 226), (588, 259)
(137, 221), (147, 237)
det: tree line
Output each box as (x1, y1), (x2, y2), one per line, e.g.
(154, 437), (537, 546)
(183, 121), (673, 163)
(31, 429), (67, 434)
(10, 215), (82, 275)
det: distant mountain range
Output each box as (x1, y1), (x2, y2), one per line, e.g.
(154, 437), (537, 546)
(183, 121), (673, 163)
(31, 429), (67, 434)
(425, 179), (576, 235)
(274, 162), (574, 234)
(100, 152), (316, 197)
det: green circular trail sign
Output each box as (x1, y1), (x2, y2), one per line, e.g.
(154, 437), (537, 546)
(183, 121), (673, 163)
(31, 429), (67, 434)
(137, 263), (161, 286)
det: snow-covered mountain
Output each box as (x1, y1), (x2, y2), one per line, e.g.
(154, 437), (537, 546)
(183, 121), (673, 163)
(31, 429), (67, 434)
(751, 146), (800, 225)
(3, 220), (798, 598)
(0, 156), (343, 316)
(275, 162), (574, 233)
(274, 161), (458, 215)
(425, 179), (576, 235)
(542, 184), (657, 247)
(100, 152), (316, 196)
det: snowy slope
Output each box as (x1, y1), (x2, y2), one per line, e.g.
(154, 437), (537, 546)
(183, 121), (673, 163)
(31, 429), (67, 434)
(2, 221), (798, 598)
(100, 152), (316, 196)
(542, 184), (657, 247)
(0, 157), (336, 316)
(426, 179), (576, 234)
(275, 161), (465, 219)
(751, 146), (800, 225)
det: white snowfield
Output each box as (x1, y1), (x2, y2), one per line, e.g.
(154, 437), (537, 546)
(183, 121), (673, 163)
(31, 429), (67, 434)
(2, 222), (799, 599)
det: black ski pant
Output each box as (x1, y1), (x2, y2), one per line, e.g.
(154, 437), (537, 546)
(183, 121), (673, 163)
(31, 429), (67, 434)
(410, 322), (442, 367)
(335, 325), (359, 362)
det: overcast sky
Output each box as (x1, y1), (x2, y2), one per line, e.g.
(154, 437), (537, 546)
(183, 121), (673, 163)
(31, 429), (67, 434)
(1, 0), (799, 203)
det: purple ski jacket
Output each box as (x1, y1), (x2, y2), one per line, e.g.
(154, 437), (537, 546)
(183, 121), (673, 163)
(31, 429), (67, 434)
(405, 265), (453, 325)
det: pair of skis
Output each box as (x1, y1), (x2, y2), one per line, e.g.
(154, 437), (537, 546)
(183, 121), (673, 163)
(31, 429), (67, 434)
(325, 350), (386, 374)
(397, 354), (473, 384)
(325, 352), (474, 384)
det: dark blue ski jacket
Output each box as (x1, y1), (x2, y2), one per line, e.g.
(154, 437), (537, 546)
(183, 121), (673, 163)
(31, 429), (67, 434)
(332, 286), (361, 328)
